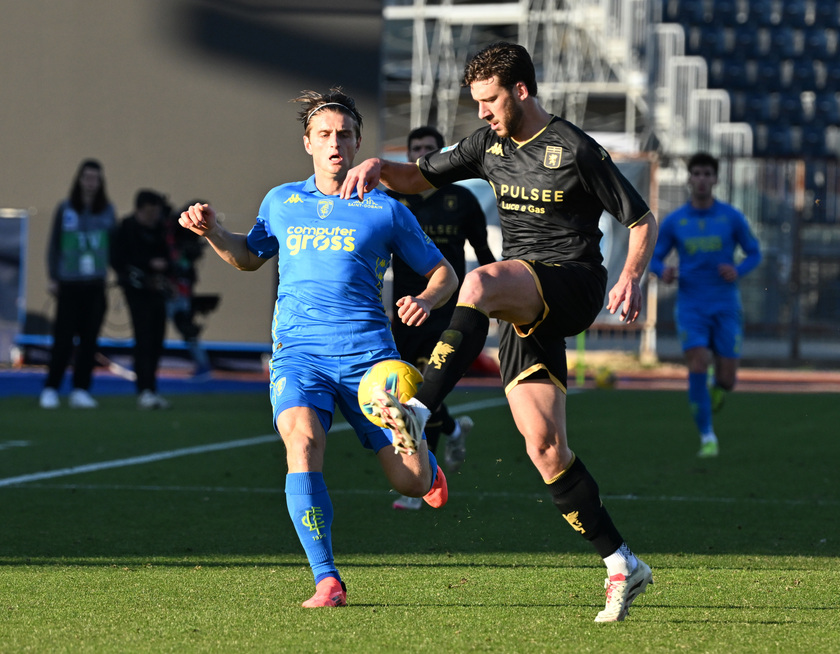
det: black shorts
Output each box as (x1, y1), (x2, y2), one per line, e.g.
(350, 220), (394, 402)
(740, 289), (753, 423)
(497, 260), (606, 394)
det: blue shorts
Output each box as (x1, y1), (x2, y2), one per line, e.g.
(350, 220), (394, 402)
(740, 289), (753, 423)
(269, 348), (406, 453)
(675, 302), (743, 358)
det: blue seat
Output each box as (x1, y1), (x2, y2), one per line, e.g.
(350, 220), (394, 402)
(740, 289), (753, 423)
(803, 28), (829, 59)
(814, 0), (839, 28)
(790, 59), (818, 92)
(719, 59), (750, 90)
(713, 0), (739, 24)
(675, 0), (709, 25)
(737, 91), (774, 124)
(756, 58), (784, 91)
(732, 25), (760, 58)
(765, 125), (794, 156)
(780, 0), (808, 27)
(777, 92), (804, 124)
(813, 93), (840, 124)
(767, 124), (793, 157)
(769, 27), (797, 59)
(800, 124), (828, 157)
(687, 24), (725, 55)
(747, 0), (776, 26)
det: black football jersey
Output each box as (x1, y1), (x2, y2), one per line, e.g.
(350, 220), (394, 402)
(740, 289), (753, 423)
(388, 185), (490, 300)
(418, 116), (650, 266)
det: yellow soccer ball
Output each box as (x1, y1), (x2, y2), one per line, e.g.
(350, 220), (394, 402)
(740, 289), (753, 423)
(358, 359), (423, 428)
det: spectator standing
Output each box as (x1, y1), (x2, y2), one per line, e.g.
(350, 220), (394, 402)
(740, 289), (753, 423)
(111, 190), (172, 409)
(40, 159), (116, 410)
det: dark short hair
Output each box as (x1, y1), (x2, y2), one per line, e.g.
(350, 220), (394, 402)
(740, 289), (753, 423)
(293, 87), (363, 138)
(463, 42), (538, 97)
(687, 152), (719, 175)
(407, 126), (444, 151)
(134, 189), (165, 210)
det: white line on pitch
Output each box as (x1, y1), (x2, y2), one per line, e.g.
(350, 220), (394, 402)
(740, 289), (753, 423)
(4, 482), (837, 507)
(0, 396), (509, 488)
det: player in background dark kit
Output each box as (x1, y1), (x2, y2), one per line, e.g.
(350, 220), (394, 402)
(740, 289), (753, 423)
(111, 190), (172, 410)
(650, 152), (761, 458)
(40, 159), (116, 410)
(388, 126), (497, 511)
(342, 42), (658, 622)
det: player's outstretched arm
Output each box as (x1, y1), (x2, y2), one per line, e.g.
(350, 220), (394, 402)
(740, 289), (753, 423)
(340, 159), (432, 201)
(395, 258), (457, 327)
(179, 203), (266, 272)
(607, 213), (658, 323)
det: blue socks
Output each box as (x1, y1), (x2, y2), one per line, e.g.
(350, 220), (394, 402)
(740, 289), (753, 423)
(285, 472), (340, 585)
(688, 371), (713, 437)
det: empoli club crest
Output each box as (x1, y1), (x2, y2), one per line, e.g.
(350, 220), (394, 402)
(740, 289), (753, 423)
(317, 199), (334, 219)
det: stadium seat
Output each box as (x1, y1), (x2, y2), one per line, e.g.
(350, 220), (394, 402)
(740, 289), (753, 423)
(743, 91), (774, 123)
(814, 92), (840, 124)
(769, 26), (798, 59)
(718, 59), (750, 90)
(756, 58), (784, 91)
(777, 92), (805, 124)
(732, 24), (760, 58)
(801, 124), (828, 157)
(765, 125), (794, 156)
(675, 0), (709, 25)
(803, 28), (830, 59)
(746, 0), (777, 26)
(688, 24), (726, 55)
(780, 0), (809, 28)
(790, 58), (818, 93)
(713, 0), (739, 24)
(814, 0), (840, 28)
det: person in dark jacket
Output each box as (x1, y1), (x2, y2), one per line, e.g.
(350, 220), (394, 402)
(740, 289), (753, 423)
(111, 189), (172, 409)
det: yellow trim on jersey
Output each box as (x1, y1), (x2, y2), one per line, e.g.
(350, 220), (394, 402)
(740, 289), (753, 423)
(512, 260), (549, 337)
(511, 116), (554, 148)
(415, 160), (440, 190)
(544, 452), (577, 485)
(455, 303), (490, 318)
(627, 209), (652, 228)
(503, 364), (567, 396)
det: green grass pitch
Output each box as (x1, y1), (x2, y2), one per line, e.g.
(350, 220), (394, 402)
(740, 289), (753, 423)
(1, 386), (838, 653)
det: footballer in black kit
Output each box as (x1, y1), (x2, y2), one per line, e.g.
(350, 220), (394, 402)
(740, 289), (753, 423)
(418, 116), (650, 393)
(341, 41), (658, 621)
(389, 184), (495, 362)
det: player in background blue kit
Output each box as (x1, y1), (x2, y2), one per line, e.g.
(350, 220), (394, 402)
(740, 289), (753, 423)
(649, 152), (762, 458)
(179, 88), (457, 608)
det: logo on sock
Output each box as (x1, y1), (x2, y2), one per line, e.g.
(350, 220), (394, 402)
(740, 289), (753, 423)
(428, 342), (455, 370)
(562, 510), (586, 534)
(302, 507), (326, 541)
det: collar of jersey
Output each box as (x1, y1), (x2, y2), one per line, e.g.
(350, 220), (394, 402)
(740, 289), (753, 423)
(302, 174), (357, 199)
(511, 116), (556, 148)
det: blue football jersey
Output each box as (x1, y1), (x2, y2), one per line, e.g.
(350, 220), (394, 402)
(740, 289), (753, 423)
(651, 199), (761, 307)
(246, 175), (444, 356)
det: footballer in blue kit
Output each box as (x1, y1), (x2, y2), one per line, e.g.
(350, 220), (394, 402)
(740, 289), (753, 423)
(179, 88), (457, 608)
(650, 152), (761, 458)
